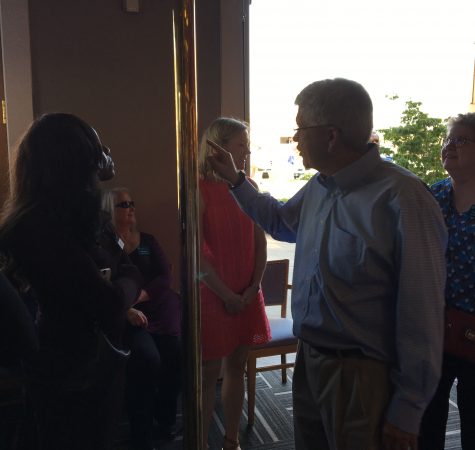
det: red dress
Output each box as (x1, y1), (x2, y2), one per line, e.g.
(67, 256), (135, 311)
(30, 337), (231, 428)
(200, 178), (271, 361)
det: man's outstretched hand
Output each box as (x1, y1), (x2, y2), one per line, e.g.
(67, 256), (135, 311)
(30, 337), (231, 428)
(206, 139), (240, 185)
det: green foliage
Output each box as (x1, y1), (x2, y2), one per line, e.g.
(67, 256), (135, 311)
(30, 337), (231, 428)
(300, 172), (314, 181)
(378, 100), (448, 185)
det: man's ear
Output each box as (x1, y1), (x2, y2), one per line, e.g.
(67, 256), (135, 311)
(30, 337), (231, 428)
(326, 126), (340, 153)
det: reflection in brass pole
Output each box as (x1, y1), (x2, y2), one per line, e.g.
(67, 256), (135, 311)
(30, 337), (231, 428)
(173, 0), (202, 449)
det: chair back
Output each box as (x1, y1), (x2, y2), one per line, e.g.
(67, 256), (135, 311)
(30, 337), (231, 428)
(261, 259), (290, 318)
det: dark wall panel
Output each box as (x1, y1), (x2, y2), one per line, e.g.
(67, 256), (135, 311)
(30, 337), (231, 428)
(28, 0), (180, 279)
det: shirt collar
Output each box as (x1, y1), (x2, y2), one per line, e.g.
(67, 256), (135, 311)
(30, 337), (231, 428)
(317, 143), (381, 193)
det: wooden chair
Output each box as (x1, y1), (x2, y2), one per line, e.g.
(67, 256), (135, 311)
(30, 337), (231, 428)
(246, 258), (297, 426)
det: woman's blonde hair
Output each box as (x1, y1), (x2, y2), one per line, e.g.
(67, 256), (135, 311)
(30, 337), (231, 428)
(199, 117), (249, 179)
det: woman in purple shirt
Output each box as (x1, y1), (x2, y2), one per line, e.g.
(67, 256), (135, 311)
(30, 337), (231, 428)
(103, 187), (181, 450)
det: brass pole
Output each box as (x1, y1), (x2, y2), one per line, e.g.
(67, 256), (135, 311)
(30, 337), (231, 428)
(173, 0), (202, 448)
(470, 58), (475, 112)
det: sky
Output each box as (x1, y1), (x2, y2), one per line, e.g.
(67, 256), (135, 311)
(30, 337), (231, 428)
(249, 0), (475, 149)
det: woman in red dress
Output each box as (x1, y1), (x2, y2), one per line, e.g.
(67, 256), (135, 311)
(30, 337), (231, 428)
(199, 118), (271, 449)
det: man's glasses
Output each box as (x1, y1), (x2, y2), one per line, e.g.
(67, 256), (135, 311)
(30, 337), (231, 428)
(293, 124), (333, 133)
(115, 201), (135, 209)
(443, 136), (475, 148)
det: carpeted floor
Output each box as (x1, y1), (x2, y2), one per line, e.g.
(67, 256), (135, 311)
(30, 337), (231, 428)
(210, 367), (462, 450)
(209, 369), (295, 450)
(116, 363), (462, 450)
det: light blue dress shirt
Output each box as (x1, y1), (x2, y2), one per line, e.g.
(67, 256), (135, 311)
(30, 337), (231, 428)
(232, 146), (447, 433)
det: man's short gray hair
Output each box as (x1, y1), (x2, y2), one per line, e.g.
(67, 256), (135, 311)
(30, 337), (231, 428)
(448, 112), (475, 135)
(295, 78), (373, 151)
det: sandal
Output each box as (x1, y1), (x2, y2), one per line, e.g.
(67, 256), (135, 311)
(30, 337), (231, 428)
(222, 435), (241, 450)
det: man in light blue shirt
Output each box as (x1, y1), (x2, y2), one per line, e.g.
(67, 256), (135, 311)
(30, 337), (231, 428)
(207, 78), (447, 450)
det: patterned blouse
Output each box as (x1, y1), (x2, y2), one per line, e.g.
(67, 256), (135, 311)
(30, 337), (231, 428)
(432, 178), (475, 313)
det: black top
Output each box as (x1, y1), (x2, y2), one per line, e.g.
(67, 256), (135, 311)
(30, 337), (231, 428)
(0, 207), (127, 372)
(0, 272), (38, 366)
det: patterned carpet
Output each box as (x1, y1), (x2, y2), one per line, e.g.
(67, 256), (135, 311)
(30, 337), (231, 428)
(209, 369), (295, 449)
(117, 362), (462, 450)
(210, 367), (462, 450)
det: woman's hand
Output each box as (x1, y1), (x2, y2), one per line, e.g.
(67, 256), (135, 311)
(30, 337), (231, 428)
(134, 289), (150, 305)
(242, 285), (260, 305)
(126, 307), (148, 328)
(223, 293), (246, 315)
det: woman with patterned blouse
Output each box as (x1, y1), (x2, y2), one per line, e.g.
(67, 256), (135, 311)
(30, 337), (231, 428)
(419, 113), (475, 450)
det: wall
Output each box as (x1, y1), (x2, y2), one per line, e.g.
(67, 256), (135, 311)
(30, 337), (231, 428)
(195, 0), (249, 137)
(220, 0), (249, 123)
(195, 0), (221, 139)
(27, 0), (180, 276)
(0, 0), (33, 153)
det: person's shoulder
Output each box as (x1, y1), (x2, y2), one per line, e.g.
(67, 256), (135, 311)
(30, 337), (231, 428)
(378, 161), (428, 190)
(247, 176), (259, 190)
(3, 207), (53, 245)
(139, 231), (155, 244)
(372, 162), (440, 208)
(430, 178), (451, 207)
(199, 176), (222, 187)
(199, 176), (228, 196)
(430, 177), (451, 194)
(379, 159), (416, 179)
(140, 231), (166, 251)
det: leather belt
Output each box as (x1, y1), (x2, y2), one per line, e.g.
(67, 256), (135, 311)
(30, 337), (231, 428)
(311, 345), (364, 358)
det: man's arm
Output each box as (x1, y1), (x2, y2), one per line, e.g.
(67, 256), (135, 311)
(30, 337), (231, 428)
(241, 179), (268, 305)
(385, 181), (447, 437)
(207, 138), (303, 242)
(231, 179), (305, 243)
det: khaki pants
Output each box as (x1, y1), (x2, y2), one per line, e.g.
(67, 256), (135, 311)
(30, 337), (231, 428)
(293, 341), (390, 450)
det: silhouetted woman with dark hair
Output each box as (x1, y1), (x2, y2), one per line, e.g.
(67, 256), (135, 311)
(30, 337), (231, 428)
(0, 113), (135, 450)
